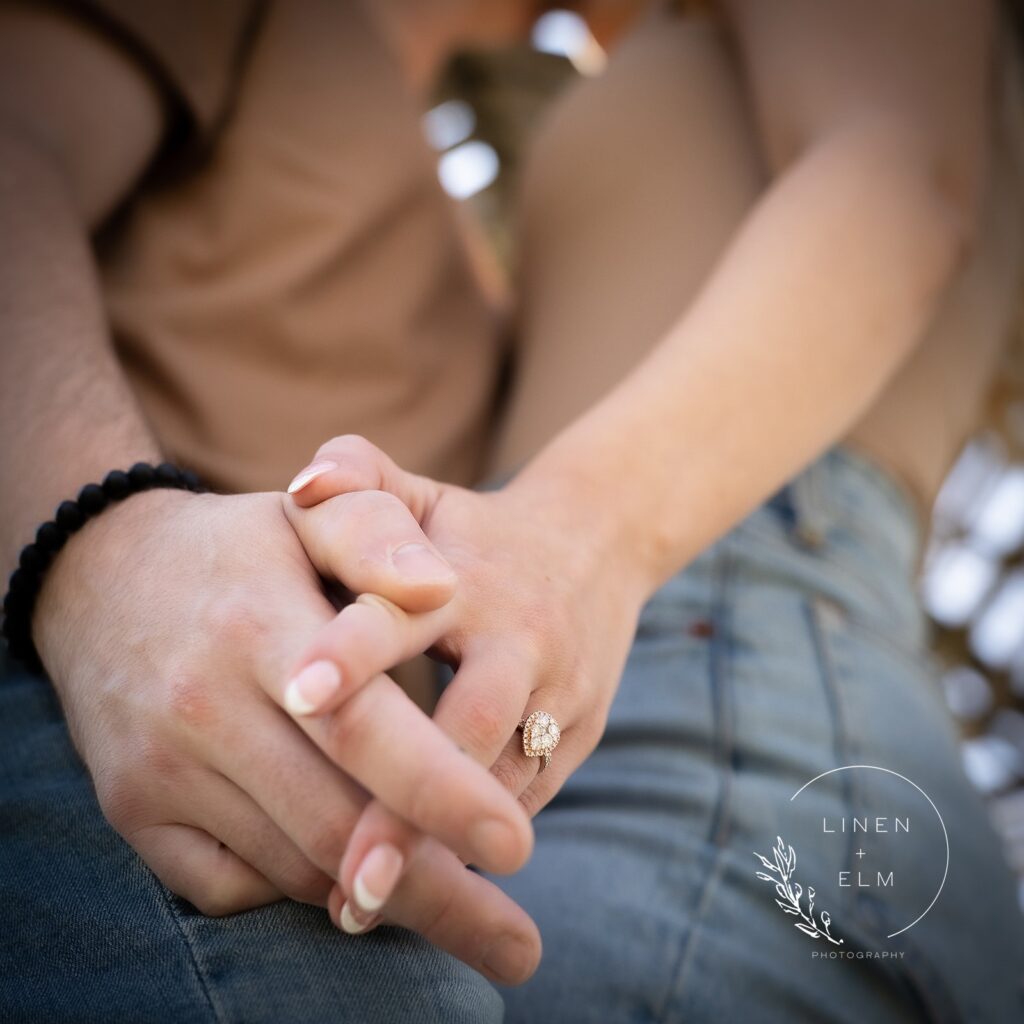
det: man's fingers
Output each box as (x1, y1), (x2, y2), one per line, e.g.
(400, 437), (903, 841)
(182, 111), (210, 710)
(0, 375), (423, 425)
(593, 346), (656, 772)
(179, 770), (334, 906)
(303, 672), (534, 874)
(330, 648), (540, 919)
(282, 490), (456, 613)
(129, 822), (283, 917)
(328, 838), (542, 987)
(280, 594), (455, 717)
(201, 699), (368, 880)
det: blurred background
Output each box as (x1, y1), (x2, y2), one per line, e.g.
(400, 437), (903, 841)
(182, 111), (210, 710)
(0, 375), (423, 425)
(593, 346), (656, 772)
(424, 8), (1024, 913)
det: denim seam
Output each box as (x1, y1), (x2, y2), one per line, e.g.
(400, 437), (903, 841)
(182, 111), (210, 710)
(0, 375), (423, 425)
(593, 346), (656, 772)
(805, 598), (858, 920)
(152, 889), (226, 1024)
(659, 544), (736, 1023)
(736, 518), (924, 661)
(807, 602), (961, 1024)
(739, 516), (905, 606)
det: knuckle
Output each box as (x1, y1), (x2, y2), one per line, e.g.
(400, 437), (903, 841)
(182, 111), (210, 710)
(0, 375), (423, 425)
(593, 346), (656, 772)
(203, 596), (266, 649)
(93, 738), (175, 833)
(411, 876), (459, 943)
(455, 693), (509, 755)
(318, 434), (383, 476)
(278, 860), (331, 905)
(518, 786), (548, 819)
(511, 634), (546, 682)
(490, 753), (528, 797)
(306, 819), (351, 870)
(406, 760), (461, 833)
(336, 489), (404, 528)
(185, 877), (240, 917)
(94, 770), (147, 833)
(164, 673), (219, 731)
(323, 689), (373, 757)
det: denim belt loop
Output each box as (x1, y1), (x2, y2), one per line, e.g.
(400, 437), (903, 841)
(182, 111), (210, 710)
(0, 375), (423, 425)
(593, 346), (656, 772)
(787, 455), (834, 550)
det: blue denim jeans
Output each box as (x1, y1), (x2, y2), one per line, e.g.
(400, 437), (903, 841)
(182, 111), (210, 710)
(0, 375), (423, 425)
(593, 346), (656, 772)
(3, 447), (1023, 1022)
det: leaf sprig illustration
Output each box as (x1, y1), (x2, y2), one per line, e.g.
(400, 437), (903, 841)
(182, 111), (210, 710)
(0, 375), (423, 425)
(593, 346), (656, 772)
(753, 835), (843, 945)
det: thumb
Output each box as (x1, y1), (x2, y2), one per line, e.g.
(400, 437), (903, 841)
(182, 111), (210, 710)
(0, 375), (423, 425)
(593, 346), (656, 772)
(282, 489), (457, 613)
(285, 434), (438, 522)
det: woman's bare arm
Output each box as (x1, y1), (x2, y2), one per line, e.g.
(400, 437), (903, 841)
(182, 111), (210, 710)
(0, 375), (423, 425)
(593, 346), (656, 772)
(511, 0), (992, 591)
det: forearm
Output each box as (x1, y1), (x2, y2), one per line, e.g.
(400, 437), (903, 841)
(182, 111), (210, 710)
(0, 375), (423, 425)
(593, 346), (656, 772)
(0, 128), (160, 579)
(514, 122), (972, 593)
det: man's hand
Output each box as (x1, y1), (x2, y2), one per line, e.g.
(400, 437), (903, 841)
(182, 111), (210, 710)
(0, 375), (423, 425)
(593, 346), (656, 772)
(282, 435), (651, 928)
(32, 487), (540, 983)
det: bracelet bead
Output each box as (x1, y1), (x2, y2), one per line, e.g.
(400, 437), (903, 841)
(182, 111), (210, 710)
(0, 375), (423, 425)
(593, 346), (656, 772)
(77, 483), (108, 515)
(8, 568), (34, 595)
(55, 500), (85, 533)
(18, 546), (50, 574)
(128, 462), (156, 489)
(35, 522), (66, 553)
(102, 470), (131, 500)
(155, 462), (183, 487)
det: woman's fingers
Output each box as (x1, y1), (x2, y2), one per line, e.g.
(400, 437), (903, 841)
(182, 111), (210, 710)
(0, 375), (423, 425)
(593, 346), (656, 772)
(301, 672), (534, 874)
(211, 683), (530, 879)
(337, 799), (423, 912)
(501, 713), (598, 817)
(282, 489), (456, 615)
(286, 434), (436, 522)
(431, 644), (535, 775)
(328, 838), (543, 986)
(280, 594), (455, 717)
(128, 822), (283, 917)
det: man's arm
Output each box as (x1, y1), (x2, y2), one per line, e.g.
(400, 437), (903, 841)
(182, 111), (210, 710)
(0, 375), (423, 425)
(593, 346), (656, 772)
(0, 2), (164, 580)
(0, 9), (545, 974)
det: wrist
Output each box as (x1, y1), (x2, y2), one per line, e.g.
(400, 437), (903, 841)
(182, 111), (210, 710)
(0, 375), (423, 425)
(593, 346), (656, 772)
(30, 486), (201, 680)
(504, 445), (663, 605)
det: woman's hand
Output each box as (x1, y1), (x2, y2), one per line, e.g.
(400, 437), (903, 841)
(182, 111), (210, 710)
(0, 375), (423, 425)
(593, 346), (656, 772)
(283, 435), (651, 928)
(34, 485), (540, 983)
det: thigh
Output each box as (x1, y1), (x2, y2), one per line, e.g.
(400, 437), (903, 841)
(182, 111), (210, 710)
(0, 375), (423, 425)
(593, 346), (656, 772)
(491, 523), (1024, 1023)
(0, 661), (503, 1024)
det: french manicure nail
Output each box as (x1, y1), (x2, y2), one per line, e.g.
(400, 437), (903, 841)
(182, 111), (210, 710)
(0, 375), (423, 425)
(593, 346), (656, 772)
(390, 542), (456, 584)
(339, 900), (372, 935)
(353, 843), (404, 913)
(287, 460), (337, 494)
(284, 660), (341, 716)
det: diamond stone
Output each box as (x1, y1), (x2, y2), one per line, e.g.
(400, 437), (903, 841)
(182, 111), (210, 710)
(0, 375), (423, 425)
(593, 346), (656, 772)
(522, 711), (560, 758)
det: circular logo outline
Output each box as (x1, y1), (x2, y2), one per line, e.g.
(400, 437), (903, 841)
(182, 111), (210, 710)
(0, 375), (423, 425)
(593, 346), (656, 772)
(789, 764), (949, 939)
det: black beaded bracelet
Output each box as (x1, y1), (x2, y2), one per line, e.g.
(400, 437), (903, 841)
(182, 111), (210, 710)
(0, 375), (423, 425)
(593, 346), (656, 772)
(1, 462), (205, 674)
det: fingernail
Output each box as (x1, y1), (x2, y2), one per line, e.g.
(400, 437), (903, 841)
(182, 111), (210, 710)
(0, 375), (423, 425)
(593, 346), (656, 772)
(284, 660), (341, 716)
(339, 900), (375, 935)
(482, 934), (535, 984)
(390, 543), (456, 584)
(287, 460), (337, 494)
(469, 818), (518, 869)
(353, 843), (404, 913)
